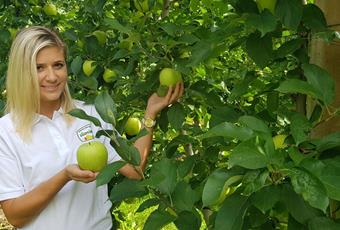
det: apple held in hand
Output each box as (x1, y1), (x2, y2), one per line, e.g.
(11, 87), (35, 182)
(157, 68), (182, 97)
(77, 141), (108, 172)
(124, 117), (141, 136)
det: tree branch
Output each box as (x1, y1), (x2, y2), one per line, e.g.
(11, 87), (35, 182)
(161, 0), (170, 19)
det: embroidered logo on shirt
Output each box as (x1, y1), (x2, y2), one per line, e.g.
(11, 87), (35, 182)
(76, 124), (94, 142)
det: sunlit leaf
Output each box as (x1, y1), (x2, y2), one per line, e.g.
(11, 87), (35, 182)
(68, 108), (101, 127)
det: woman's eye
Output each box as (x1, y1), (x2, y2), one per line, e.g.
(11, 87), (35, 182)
(36, 66), (43, 72)
(55, 63), (65, 69)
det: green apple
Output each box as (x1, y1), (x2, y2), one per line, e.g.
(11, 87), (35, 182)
(273, 134), (287, 149)
(43, 3), (57, 16)
(256, 0), (277, 15)
(134, 0), (149, 13)
(157, 68), (182, 97)
(103, 68), (117, 83)
(179, 50), (191, 59)
(77, 141), (108, 172)
(159, 68), (182, 86)
(156, 85), (169, 97)
(119, 40), (133, 51)
(83, 60), (96, 77)
(92, 30), (107, 46)
(124, 117), (141, 136)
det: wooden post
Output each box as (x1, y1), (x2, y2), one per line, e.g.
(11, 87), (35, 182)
(309, 0), (340, 138)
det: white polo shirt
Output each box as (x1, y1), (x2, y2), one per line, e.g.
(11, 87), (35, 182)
(0, 100), (121, 230)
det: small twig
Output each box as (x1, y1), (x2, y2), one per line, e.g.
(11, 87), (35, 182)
(161, 0), (170, 19)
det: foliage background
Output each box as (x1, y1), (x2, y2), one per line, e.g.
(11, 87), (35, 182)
(2, 0), (340, 229)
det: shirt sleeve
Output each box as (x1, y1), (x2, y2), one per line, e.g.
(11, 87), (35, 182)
(0, 130), (25, 201)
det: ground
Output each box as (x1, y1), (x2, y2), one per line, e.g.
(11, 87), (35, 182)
(0, 208), (14, 230)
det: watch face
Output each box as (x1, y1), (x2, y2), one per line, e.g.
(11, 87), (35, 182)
(144, 118), (155, 128)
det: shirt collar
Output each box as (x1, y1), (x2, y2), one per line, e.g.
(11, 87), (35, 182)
(33, 106), (65, 125)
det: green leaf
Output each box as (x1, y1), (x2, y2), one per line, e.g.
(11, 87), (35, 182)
(246, 32), (273, 68)
(103, 18), (132, 34)
(165, 135), (196, 158)
(136, 198), (160, 213)
(276, 0), (303, 30)
(275, 38), (304, 59)
(197, 122), (253, 141)
(276, 79), (319, 99)
(0, 29), (10, 42)
(70, 56), (82, 75)
(288, 147), (308, 165)
(230, 72), (256, 100)
(239, 115), (270, 134)
(288, 215), (307, 230)
(229, 140), (268, 169)
(115, 137), (141, 166)
(302, 63), (335, 105)
(246, 11), (277, 36)
(311, 132), (340, 152)
(172, 181), (200, 212)
(214, 194), (250, 230)
(94, 91), (117, 126)
(177, 156), (195, 178)
(143, 210), (176, 230)
(202, 168), (243, 207)
(266, 91), (279, 112)
(167, 103), (185, 131)
(96, 161), (127, 187)
(210, 106), (240, 126)
(290, 112), (312, 145)
(242, 170), (269, 196)
(110, 178), (147, 203)
(290, 168), (329, 212)
(174, 210), (201, 230)
(160, 22), (181, 37)
(78, 74), (98, 90)
(299, 158), (325, 179)
(149, 158), (177, 195)
(302, 4), (327, 32)
(281, 184), (321, 224)
(308, 217), (340, 230)
(68, 108), (102, 127)
(320, 158), (340, 200)
(252, 185), (281, 213)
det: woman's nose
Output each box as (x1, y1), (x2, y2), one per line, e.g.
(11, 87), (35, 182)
(46, 67), (58, 81)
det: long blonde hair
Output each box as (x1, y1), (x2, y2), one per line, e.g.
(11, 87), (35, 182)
(5, 26), (74, 141)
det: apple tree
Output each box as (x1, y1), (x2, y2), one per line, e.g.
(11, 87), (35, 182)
(2, 0), (340, 229)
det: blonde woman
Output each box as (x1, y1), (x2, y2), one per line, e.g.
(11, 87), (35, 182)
(0, 26), (184, 230)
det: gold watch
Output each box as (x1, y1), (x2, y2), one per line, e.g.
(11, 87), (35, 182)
(142, 117), (156, 128)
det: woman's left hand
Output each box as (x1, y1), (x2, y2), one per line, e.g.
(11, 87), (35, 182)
(145, 82), (184, 119)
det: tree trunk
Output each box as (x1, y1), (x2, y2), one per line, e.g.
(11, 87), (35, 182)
(309, 0), (340, 138)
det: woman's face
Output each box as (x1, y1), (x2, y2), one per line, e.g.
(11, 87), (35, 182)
(36, 46), (67, 108)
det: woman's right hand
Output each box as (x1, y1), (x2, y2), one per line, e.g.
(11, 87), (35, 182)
(65, 164), (97, 183)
